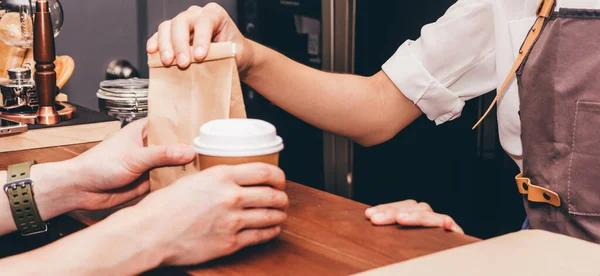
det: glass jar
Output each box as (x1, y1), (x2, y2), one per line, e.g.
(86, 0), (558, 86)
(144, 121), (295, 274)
(0, 0), (64, 48)
(0, 67), (37, 111)
(97, 78), (148, 126)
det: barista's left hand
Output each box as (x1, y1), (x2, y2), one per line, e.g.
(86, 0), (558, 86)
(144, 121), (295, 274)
(69, 118), (196, 210)
(365, 200), (464, 234)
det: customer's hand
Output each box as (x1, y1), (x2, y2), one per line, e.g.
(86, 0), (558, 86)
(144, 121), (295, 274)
(135, 163), (288, 266)
(365, 200), (464, 234)
(69, 118), (196, 211)
(146, 3), (254, 74)
(0, 162), (288, 275)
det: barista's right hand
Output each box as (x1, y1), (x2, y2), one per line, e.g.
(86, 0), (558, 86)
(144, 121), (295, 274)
(136, 163), (289, 266)
(146, 3), (254, 74)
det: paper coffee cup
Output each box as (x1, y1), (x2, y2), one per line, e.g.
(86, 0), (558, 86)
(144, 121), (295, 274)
(194, 119), (284, 169)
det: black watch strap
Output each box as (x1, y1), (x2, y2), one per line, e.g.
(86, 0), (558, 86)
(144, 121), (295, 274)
(4, 161), (48, 236)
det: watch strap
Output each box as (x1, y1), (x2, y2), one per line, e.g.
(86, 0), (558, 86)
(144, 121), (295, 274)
(5, 161), (48, 236)
(7, 161), (36, 182)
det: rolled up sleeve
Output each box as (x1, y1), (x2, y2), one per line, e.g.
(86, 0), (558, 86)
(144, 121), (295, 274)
(382, 0), (497, 125)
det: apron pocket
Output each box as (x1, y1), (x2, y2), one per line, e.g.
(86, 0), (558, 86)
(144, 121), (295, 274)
(568, 101), (600, 216)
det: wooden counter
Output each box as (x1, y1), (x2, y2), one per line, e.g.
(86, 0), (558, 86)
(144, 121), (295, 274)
(0, 143), (480, 275)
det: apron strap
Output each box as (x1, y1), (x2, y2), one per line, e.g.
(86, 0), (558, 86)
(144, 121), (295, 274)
(472, 0), (555, 129)
(515, 173), (561, 207)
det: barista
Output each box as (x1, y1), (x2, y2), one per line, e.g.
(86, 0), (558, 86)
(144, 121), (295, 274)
(149, 0), (600, 242)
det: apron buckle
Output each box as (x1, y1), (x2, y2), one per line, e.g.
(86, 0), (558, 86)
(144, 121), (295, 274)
(515, 173), (561, 207)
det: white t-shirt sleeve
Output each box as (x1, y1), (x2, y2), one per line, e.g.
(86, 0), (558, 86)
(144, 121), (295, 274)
(382, 0), (497, 125)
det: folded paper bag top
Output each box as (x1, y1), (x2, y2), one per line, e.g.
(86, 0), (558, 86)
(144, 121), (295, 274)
(147, 42), (247, 191)
(194, 119), (284, 157)
(147, 42), (237, 68)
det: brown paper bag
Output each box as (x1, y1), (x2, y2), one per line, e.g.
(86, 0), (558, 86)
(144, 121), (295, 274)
(147, 42), (246, 191)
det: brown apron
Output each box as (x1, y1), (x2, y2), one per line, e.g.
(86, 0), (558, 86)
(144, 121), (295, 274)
(475, 0), (600, 243)
(517, 4), (600, 242)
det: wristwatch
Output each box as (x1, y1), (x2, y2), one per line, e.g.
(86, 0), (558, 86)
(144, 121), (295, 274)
(4, 161), (48, 236)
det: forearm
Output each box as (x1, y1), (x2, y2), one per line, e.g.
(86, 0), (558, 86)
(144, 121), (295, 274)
(244, 40), (422, 146)
(0, 161), (79, 236)
(0, 205), (164, 275)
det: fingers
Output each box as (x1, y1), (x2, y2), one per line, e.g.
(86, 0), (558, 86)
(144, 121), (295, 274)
(238, 209), (287, 229)
(83, 179), (150, 210)
(236, 226), (281, 249)
(369, 208), (397, 225)
(147, 32), (159, 53)
(191, 3), (227, 60)
(115, 117), (148, 136)
(364, 200), (463, 234)
(170, 12), (194, 67)
(238, 187), (289, 209)
(152, 3), (229, 67)
(129, 144), (196, 173)
(100, 118), (147, 146)
(190, 17), (214, 61)
(230, 163), (286, 190)
(396, 212), (464, 234)
(157, 20), (175, 65)
(123, 179), (151, 199)
(231, 211), (286, 251)
(443, 217), (464, 234)
(365, 200), (416, 218)
(365, 200), (432, 225)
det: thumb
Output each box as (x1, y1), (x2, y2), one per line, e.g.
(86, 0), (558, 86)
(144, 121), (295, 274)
(129, 144), (196, 173)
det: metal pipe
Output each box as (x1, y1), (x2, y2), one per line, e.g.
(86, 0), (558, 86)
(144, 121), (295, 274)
(34, 0), (60, 125)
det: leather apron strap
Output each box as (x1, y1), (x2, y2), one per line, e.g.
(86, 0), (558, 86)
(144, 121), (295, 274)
(474, 0), (562, 207)
(472, 0), (555, 129)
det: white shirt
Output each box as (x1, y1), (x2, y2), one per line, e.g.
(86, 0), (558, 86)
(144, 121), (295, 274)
(382, 0), (600, 170)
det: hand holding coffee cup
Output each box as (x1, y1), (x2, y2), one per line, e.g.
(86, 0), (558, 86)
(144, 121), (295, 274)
(194, 119), (284, 169)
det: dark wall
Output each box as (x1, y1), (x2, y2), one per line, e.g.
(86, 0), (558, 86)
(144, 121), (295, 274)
(238, 0), (325, 190)
(56, 0), (141, 110)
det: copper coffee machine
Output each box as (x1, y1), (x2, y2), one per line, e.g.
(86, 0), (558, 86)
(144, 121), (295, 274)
(0, 0), (75, 125)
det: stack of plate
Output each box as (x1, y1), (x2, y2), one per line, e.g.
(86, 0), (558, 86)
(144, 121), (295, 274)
(97, 78), (148, 125)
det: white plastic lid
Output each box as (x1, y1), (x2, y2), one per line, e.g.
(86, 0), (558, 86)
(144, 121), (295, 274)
(194, 119), (284, 157)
